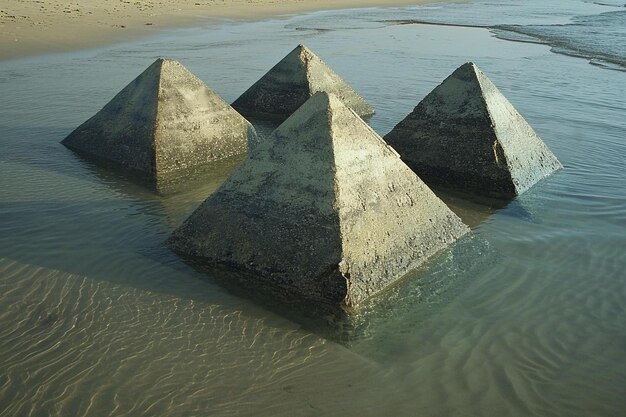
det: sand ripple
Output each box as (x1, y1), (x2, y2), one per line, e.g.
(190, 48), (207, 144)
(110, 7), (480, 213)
(0, 258), (399, 416)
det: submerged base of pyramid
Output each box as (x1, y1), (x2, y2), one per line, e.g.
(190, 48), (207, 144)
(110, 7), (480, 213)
(384, 62), (561, 201)
(169, 92), (469, 311)
(61, 149), (246, 196)
(62, 58), (256, 185)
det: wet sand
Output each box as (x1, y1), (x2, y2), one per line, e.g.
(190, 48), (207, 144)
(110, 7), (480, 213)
(0, 0), (448, 60)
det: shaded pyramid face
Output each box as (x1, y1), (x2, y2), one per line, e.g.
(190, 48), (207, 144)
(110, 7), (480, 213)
(384, 62), (562, 200)
(232, 44), (374, 121)
(62, 58), (256, 180)
(169, 92), (469, 310)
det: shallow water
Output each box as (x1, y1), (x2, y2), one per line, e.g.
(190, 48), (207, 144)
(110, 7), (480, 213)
(291, 0), (626, 69)
(1, 1), (625, 416)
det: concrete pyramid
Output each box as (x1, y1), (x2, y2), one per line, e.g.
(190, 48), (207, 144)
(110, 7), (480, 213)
(169, 92), (469, 310)
(62, 58), (256, 179)
(384, 62), (562, 200)
(232, 44), (374, 121)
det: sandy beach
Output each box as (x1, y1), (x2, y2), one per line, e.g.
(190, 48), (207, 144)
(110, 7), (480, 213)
(0, 0), (446, 60)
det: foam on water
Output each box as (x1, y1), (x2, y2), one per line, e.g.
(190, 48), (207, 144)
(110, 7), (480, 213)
(288, 0), (626, 70)
(494, 10), (626, 70)
(1, 1), (625, 416)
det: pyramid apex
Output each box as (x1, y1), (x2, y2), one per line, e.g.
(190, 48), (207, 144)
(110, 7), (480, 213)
(281, 91), (358, 130)
(451, 61), (481, 81)
(159, 58), (188, 69)
(152, 57), (170, 66)
(271, 91), (332, 136)
(310, 90), (344, 105)
(309, 90), (331, 102)
(288, 44), (308, 55)
(294, 44), (315, 61)
(146, 58), (164, 70)
(232, 45), (373, 121)
(313, 91), (357, 113)
(325, 91), (345, 106)
(147, 58), (182, 74)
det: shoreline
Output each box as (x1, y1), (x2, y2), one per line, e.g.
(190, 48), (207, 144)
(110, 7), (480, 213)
(0, 0), (451, 61)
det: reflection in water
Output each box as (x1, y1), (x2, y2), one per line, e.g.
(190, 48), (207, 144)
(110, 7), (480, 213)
(64, 148), (245, 196)
(173, 234), (491, 344)
(62, 117), (277, 197)
(434, 187), (500, 227)
(0, 258), (392, 417)
(1, 2), (625, 416)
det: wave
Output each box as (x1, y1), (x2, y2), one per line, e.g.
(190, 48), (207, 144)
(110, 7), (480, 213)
(493, 10), (626, 71)
(382, 8), (626, 71)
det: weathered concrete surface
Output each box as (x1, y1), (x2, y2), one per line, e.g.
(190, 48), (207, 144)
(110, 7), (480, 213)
(232, 44), (374, 121)
(169, 92), (469, 310)
(62, 58), (256, 179)
(384, 62), (562, 200)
